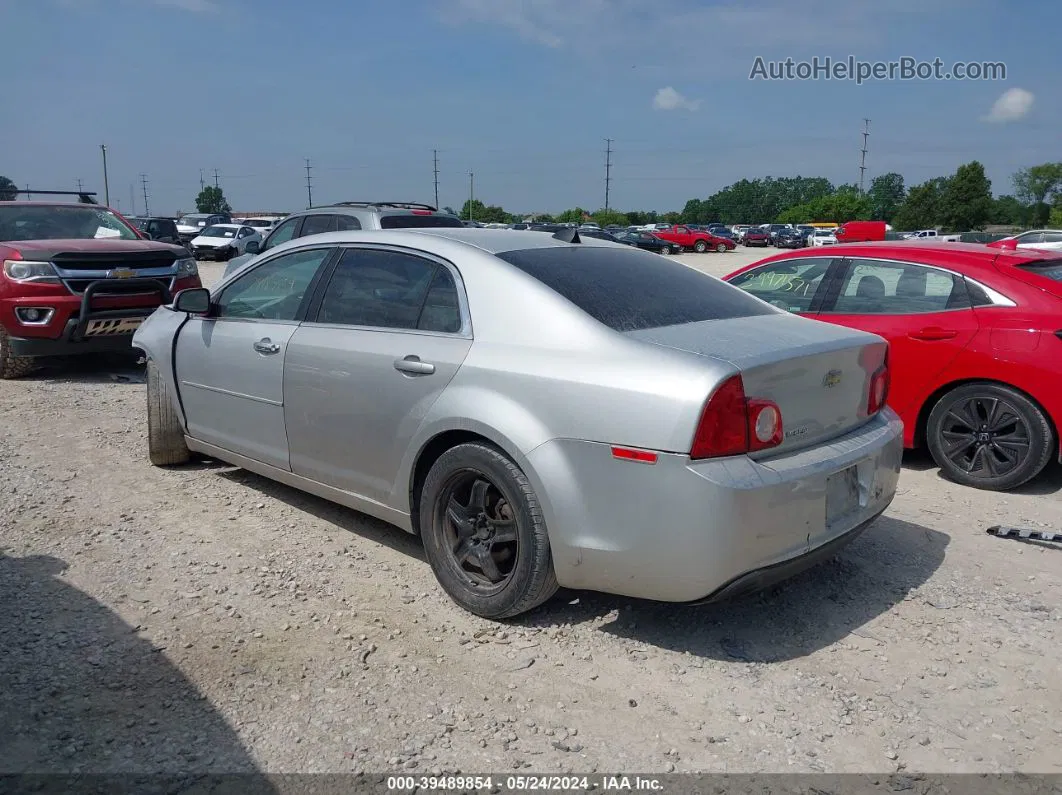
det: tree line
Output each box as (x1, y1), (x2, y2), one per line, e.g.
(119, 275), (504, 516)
(458, 161), (1062, 232)
(6, 161), (1062, 232)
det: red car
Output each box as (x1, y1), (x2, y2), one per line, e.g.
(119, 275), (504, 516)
(742, 228), (770, 246)
(724, 241), (1062, 491)
(652, 225), (735, 253)
(0, 193), (201, 378)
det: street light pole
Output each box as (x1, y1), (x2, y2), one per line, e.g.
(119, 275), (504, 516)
(468, 171), (474, 222)
(100, 144), (110, 207)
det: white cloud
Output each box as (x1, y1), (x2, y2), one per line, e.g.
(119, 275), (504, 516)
(983, 87), (1034, 123)
(439, 0), (921, 69)
(652, 86), (700, 112)
(445, 0), (569, 47)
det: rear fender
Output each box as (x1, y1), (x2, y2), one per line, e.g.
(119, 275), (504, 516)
(391, 385), (555, 512)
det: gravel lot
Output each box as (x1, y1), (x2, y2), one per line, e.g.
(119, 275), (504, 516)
(1, 247), (1060, 777)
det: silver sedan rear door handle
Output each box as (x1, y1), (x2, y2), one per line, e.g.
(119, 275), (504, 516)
(393, 355), (435, 375)
(253, 338), (281, 354)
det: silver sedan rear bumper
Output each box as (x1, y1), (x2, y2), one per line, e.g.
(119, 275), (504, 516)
(526, 408), (903, 603)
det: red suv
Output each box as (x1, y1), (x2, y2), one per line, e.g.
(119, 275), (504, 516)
(0, 192), (201, 378)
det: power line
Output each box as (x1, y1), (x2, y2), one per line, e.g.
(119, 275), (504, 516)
(305, 158), (313, 208)
(604, 137), (613, 211)
(433, 149), (440, 209)
(859, 118), (871, 193)
(141, 173), (150, 217)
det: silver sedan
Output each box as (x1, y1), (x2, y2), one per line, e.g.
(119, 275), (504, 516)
(133, 228), (903, 618)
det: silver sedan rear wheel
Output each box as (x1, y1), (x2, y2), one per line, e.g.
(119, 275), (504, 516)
(420, 442), (558, 618)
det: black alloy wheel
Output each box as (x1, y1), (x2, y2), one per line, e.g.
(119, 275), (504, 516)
(420, 442), (559, 618)
(438, 471), (519, 592)
(927, 383), (1053, 491)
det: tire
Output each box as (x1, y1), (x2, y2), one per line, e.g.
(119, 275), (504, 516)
(419, 442), (559, 619)
(693, 240), (708, 253)
(926, 382), (1053, 491)
(659, 246), (672, 256)
(715, 242), (727, 253)
(146, 359), (191, 466)
(0, 327), (35, 379)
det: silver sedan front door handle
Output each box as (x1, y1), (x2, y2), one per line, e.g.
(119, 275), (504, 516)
(253, 338), (281, 354)
(393, 355), (435, 375)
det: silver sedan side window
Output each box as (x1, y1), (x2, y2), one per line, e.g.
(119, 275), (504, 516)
(216, 248), (333, 321)
(315, 248), (459, 332)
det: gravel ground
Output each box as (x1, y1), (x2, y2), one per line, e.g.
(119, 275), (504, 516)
(0, 249), (1060, 778)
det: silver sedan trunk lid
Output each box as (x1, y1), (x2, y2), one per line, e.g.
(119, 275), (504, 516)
(627, 313), (888, 455)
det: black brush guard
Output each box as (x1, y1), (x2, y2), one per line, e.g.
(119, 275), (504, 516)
(69, 278), (172, 342)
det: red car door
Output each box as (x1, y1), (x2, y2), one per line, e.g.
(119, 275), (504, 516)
(817, 257), (981, 420)
(669, 226), (694, 247)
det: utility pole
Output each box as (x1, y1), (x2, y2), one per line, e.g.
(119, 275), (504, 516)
(130, 183), (136, 216)
(141, 173), (150, 217)
(212, 169), (220, 189)
(304, 158), (313, 208)
(433, 149), (440, 210)
(199, 169), (205, 191)
(604, 137), (613, 211)
(858, 118), (870, 194)
(25, 184), (31, 201)
(76, 178), (83, 192)
(100, 144), (110, 207)
(468, 172), (474, 221)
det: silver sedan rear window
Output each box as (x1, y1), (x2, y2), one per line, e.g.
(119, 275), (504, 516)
(497, 246), (774, 332)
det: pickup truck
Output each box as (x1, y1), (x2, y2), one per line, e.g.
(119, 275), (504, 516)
(652, 225), (736, 253)
(0, 191), (200, 378)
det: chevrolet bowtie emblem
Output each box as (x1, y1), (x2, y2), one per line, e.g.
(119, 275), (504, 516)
(822, 369), (843, 388)
(108, 267), (137, 279)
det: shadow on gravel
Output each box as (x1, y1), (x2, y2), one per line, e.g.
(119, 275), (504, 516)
(19, 352), (145, 385)
(522, 516), (948, 663)
(899, 449), (937, 472)
(215, 469), (425, 560)
(903, 450), (1062, 495)
(0, 553), (273, 787)
(956, 462), (1062, 497)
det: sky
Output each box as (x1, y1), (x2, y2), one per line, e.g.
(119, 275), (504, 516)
(1, 0), (1059, 216)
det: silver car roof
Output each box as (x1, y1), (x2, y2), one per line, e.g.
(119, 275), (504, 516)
(250, 228), (620, 259)
(407, 227), (620, 254)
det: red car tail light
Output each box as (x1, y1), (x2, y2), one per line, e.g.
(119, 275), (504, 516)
(690, 375), (784, 459)
(867, 352), (890, 415)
